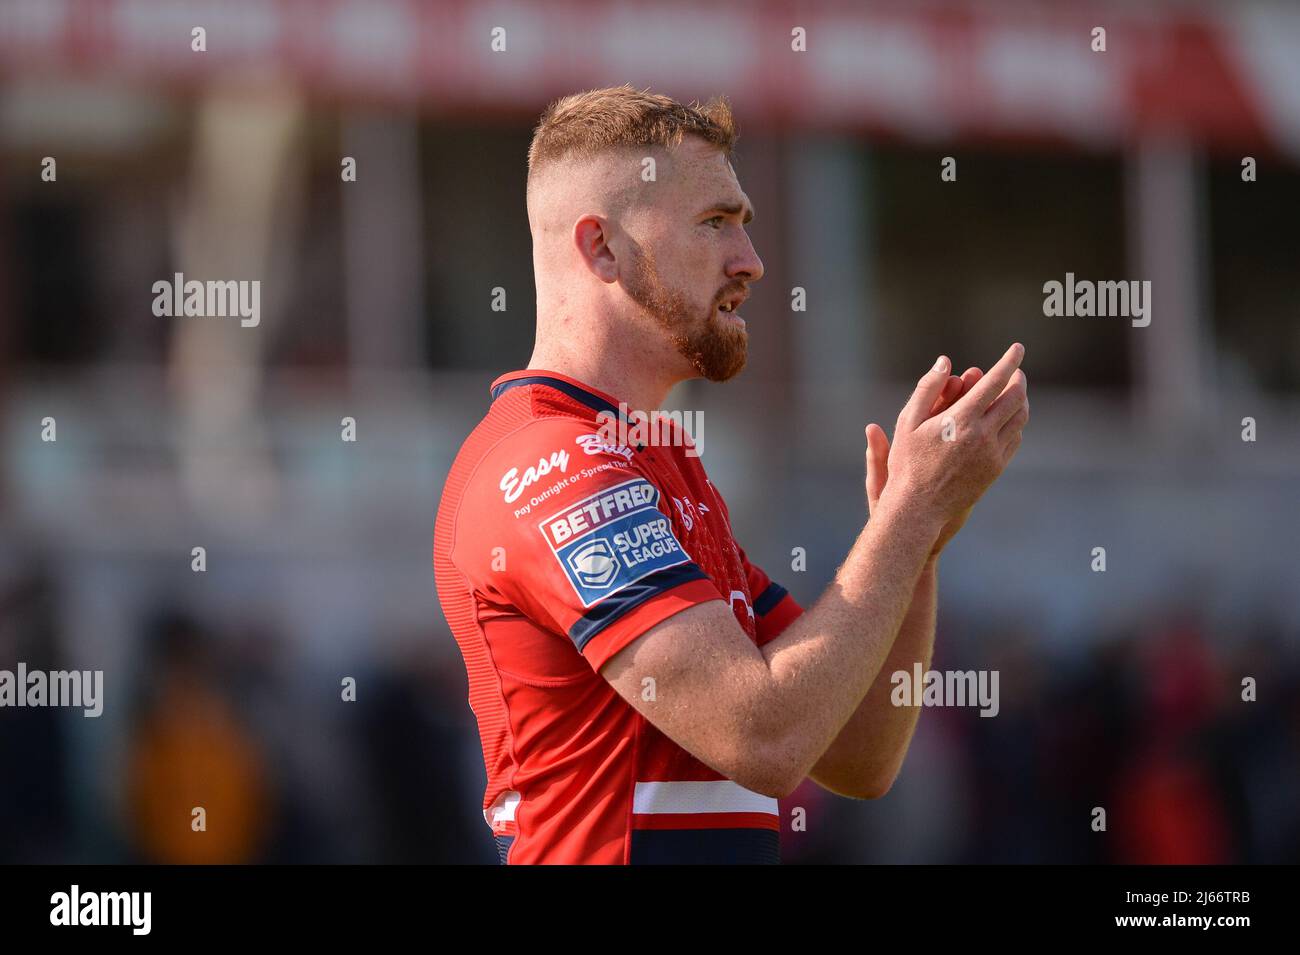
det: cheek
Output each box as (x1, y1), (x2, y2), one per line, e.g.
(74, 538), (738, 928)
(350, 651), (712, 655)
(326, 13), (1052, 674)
(690, 235), (728, 285)
(657, 243), (711, 298)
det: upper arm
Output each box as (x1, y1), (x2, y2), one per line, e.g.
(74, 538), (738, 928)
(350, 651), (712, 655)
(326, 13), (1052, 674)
(598, 599), (788, 796)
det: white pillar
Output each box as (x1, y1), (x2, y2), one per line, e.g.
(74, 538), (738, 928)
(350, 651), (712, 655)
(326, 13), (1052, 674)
(341, 114), (427, 376)
(1126, 137), (1210, 435)
(786, 138), (875, 447)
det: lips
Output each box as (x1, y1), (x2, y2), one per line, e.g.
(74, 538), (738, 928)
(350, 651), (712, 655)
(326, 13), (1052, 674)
(717, 291), (748, 313)
(716, 300), (747, 329)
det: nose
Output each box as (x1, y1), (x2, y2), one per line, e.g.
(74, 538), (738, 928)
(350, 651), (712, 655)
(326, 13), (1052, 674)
(727, 231), (764, 284)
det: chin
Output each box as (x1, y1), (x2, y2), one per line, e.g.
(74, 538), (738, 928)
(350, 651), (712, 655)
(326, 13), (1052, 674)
(697, 347), (748, 382)
(708, 363), (746, 383)
(670, 314), (748, 382)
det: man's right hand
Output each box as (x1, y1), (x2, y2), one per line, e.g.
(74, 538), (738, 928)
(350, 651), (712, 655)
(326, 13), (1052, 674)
(875, 342), (1028, 534)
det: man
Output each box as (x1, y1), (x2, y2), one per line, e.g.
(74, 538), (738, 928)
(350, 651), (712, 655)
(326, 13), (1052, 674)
(433, 85), (1028, 864)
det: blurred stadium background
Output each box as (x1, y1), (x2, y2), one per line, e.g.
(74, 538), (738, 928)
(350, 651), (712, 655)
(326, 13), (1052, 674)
(1, 0), (1298, 864)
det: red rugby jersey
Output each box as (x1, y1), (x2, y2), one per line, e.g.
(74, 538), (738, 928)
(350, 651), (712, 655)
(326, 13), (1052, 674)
(433, 370), (803, 864)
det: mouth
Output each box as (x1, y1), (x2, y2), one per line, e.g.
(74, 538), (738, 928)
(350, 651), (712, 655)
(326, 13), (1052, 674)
(716, 292), (748, 327)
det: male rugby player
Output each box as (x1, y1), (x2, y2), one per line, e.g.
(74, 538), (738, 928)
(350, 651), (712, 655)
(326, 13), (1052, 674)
(434, 86), (1028, 864)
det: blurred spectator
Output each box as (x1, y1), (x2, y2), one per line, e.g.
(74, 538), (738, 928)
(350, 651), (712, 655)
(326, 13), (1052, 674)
(123, 611), (270, 864)
(0, 564), (71, 863)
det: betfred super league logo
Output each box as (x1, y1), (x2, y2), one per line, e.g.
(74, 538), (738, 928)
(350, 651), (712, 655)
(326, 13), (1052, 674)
(567, 539), (619, 589)
(539, 479), (691, 607)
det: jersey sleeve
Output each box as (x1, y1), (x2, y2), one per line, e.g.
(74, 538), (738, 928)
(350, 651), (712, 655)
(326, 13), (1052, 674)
(451, 418), (724, 670)
(705, 479), (804, 647)
(736, 544), (804, 646)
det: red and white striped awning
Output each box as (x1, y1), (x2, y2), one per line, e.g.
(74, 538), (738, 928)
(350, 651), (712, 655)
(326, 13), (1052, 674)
(2, 0), (1298, 157)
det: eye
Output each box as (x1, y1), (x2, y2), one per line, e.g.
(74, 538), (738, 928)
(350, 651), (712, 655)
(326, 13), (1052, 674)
(705, 215), (725, 229)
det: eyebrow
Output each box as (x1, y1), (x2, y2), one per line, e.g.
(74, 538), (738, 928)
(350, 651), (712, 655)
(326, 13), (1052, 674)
(701, 200), (755, 225)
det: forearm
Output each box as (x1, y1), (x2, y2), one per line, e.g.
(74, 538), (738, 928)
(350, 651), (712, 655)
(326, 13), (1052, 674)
(754, 499), (941, 788)
(810, 556), (938, 796)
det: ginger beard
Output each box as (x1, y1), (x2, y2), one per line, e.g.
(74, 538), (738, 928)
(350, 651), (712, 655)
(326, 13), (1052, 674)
(623, 242), (748, 382)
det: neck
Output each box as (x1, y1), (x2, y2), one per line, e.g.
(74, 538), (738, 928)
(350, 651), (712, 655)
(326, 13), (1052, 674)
(527, 318), (687, 413)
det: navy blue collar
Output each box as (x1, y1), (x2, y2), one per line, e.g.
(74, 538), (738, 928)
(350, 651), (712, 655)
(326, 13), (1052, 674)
(490, 374), (627, 420)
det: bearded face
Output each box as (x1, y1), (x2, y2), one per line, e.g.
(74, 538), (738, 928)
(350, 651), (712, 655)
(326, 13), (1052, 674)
(623, 242), (749, 383)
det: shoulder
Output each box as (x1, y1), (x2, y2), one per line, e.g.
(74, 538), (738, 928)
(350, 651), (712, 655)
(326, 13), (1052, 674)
(445, 413), (706, 645)
(461, 417), (638, 513)
(446, 415), (655, 560)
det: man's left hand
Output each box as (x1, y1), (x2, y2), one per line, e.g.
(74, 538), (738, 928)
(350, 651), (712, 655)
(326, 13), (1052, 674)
(865, 365), (986, 559)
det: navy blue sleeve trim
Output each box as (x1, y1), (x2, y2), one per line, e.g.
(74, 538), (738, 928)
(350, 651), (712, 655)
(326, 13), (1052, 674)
(753, 582), (788, 617)
(569, 563), (711, 652)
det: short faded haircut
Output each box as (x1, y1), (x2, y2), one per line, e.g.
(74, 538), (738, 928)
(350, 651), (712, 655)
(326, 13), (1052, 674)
(527, 84), (738, 187)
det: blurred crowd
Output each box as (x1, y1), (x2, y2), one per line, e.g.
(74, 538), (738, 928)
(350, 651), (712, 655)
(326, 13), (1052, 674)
(3, 553), (1295, 864)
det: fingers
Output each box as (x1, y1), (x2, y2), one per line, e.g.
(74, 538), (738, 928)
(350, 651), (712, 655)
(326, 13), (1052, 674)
(998, 391), (1028, 468)
(898, 355), (952, 432)
(930, 367), (984, 416)
(954, 343), (1024, 415)
(927, 374), (964, 417)
(997, 402), (1029, 442)
(987, 369), (1028, 429)
(864, 423), (890, 504)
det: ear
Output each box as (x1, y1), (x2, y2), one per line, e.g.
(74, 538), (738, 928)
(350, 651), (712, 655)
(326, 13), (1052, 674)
(574, 215), (619, 283)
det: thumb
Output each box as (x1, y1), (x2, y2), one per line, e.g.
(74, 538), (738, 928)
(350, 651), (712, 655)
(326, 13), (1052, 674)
(865, 423), (890, 504)
(898, 355), (952, 432)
